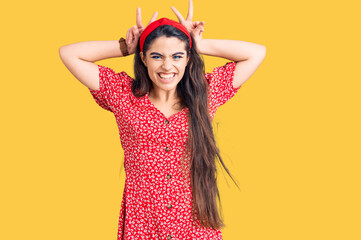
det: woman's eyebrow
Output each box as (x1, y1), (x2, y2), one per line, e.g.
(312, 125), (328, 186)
(150, 52), (185, 56)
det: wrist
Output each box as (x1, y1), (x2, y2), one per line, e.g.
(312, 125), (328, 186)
(196, 39), (206, 54)
(119, 37), (130, 57)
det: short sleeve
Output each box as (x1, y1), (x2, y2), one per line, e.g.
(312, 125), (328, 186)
(88, 65), (130, 113)
(205, 61), (241, 109)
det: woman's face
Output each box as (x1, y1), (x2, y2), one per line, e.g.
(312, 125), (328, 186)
(140, 36), (189, 94)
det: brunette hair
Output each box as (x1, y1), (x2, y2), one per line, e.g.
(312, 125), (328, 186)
(132, 24), (239, 230)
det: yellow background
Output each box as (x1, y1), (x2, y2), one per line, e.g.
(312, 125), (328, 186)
(1, 0), (360, 239)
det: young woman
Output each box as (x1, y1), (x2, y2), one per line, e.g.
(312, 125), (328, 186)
(59, 0), (266, 239)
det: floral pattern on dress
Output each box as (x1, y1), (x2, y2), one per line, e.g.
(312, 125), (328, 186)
(88, 61), (241, 240)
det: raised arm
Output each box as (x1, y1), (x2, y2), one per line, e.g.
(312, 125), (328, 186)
(171, 0), (266, 89)
(198, 39), (266, 88)
(59, 41), (124, 91)
(58, 8), (158, 91)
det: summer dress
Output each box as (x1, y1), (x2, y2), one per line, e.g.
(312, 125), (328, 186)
(88, 61), (241, 240)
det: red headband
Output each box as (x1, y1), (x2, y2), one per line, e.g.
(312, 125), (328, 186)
(139, 17), (192, 52)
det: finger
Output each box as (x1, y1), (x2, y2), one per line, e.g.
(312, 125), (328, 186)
(195, 22), (205, 35)
(192, 21), (199, 28)
(171, 6), (185, 24)
(199, 21), (205, 33)
(128, 26), (136, 42)
(186, 0), (193, 21)
(126, 29), (130, 44)
(127, 28), (135, 44)
(132, 25), (140, 38)
(128, 30), (134, 44)
(197, 21), (205, 28)
(136, 7), (144, 29)
(147, 11), (158, 26)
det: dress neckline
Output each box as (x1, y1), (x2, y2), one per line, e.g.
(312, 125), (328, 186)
(145, 91), (187, 120)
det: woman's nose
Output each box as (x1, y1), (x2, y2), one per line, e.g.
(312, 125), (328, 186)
(162, 59), (172, 70)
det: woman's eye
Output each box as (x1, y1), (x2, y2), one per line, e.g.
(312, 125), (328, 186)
(151, 55), (182, 60)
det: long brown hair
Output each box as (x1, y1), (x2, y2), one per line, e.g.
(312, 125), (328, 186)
(132, 24), (239, 230)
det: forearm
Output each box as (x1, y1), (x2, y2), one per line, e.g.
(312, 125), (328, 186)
(197, 39), (266, 62)
(59, 40), (124, 62)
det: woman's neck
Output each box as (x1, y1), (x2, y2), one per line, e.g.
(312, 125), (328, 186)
(149, 88), (179, 103)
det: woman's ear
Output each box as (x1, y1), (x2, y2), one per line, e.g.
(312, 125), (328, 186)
(140, 52), (147, 67)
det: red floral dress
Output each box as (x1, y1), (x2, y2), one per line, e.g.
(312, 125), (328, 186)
(89, 61), (241, 240)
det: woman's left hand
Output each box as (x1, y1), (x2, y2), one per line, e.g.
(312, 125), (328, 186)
(171, 0), (205, 49)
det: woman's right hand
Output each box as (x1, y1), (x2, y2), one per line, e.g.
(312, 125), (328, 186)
(126, 7), (158, 55)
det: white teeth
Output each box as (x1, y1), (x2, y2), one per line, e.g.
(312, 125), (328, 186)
(159, 73), (175, 79)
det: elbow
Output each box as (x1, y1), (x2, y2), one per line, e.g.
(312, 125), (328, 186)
(254, 45), (266, 61)
(247, 44), (266, 62)
(58, 46), (75, 66)
(247, 45), (266, 64)
(58, 46), (64, 60)
(59, 45), (75, 61)
(59, 44), (73, 55)
(59, 45), (67, 53)
(59, 46), (67, 59)
(259, 45), (267, 59)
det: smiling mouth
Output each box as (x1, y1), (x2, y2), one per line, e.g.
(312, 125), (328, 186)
(158, 73), (176, 79)
(157, 73), (177, 82)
